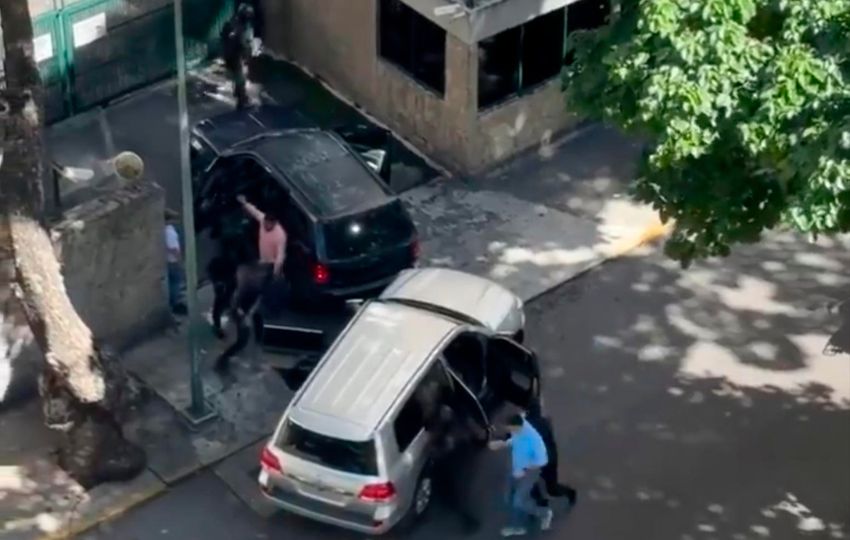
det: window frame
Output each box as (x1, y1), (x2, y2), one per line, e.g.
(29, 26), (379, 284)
(392, 361), (452, 452)
(477, 6), (583, 111)
(377, 0), (447, 97)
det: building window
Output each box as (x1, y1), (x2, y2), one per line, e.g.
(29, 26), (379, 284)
(478, 1), (611, 109)
(565, 0), (611, 66)
(378, 0), (446, 95)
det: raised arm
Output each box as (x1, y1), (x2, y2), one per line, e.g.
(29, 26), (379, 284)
(236, 194), (264, 222)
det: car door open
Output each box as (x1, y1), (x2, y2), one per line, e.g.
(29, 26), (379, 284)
(333, 124), (393, 185)
(440, 357), (491, 444)
(485, 336), (540, 411)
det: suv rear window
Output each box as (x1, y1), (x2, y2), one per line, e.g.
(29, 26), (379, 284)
(323, 200), (414, 260)
(277, 419), (378, 475)
(256, 132), (388, 217)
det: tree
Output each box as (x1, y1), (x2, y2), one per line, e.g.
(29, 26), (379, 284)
(0, 0), (145, 487)
(563, 0), (850, 265)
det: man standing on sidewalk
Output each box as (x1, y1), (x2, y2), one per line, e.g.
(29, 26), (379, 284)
(489, 414), (554, 537)
(164, 210), (187, 315)
(214, 195), (286, 372)
(220, 4), (254, 109)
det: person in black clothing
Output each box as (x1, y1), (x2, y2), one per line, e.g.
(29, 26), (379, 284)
(213, 262), (269, 373)
(236, 0), (264, 42)
(219, 4), (255, 109)
(427, 404), (481, 534)
(208, 253), (237, 340)
(525, 398), (578, 508)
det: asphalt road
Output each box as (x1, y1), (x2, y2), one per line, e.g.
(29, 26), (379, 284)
(80, 239), (850, 540)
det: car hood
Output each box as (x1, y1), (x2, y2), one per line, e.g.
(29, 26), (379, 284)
(380, 268), (524, 335)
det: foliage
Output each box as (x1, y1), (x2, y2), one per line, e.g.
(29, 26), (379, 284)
(564, 0), (850, 265)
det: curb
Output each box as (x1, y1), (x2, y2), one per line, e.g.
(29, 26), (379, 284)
(525, 216), (673, 304)
(37, 482), (167, 540)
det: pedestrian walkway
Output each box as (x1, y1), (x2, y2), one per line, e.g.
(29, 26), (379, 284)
(2, 56), (666, 540)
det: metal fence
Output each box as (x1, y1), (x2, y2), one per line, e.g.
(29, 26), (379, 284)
(29, 0), (233, 124)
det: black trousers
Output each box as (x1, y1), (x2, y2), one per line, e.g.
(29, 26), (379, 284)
(531, 456), (578, 507)
(211, 277), (236, 336)
(214, 263), (273, 371)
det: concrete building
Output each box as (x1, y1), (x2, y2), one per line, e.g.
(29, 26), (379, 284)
(262, 0), (610, 174)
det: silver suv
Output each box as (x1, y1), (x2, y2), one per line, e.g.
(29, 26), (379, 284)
(258, 268), (539, 534)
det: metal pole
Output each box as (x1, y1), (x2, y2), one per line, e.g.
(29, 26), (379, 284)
(174, 0), (207, 419)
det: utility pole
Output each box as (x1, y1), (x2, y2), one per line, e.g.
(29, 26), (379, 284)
(174, 0), (215, 425)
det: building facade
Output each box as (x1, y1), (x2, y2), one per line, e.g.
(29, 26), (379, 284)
(261, 0), (609, 174)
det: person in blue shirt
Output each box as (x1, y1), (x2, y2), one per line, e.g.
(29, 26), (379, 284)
(489, 413), (554, 537)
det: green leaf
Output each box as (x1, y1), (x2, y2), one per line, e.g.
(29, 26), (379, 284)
(564, 0), (850, 262)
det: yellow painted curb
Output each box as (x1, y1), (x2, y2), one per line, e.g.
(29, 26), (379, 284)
(604, 216), (674, 259)
(37, 482), (167, 540)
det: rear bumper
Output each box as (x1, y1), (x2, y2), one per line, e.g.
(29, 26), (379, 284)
(321, 273), (400, 299)
(261, 489), (399, 535)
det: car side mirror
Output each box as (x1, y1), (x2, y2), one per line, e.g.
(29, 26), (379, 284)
(360, 149), (387, 174)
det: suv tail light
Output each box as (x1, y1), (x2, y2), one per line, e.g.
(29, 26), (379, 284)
(260, 446), (282, 473)
(358, 482), (396, 502)
(312, 262), (330, 285)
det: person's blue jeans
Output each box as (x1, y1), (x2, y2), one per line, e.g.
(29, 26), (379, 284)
(507, 469), (548, 528)
(167, 261), (185, 309)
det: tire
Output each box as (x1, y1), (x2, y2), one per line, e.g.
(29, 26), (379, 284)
(397, 470), (433, 531)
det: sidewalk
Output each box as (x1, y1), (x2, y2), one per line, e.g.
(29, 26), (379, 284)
(2, 57), (666, 540)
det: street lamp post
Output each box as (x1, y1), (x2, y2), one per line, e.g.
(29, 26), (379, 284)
(174, 0), (215, 425)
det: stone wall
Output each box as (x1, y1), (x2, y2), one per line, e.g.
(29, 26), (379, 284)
(1, 180), (169, 407)
(262, 0), (573, 174)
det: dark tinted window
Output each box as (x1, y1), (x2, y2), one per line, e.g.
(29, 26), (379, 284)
(256, 133), (389, 217)
(379, 0), (446, 94)
(565, 0), (611, 65)
(283, 203), (314, 243)
(522, 10), (566, 88)
(277, 419), (377, 475)
(478, 27), (522, 109)
(322, 200), (414, 260)
(394, 395), (424, 451)
(394, 363), (451, 451)
(568, 0), (611, 32)
(477, 9), (567, 109)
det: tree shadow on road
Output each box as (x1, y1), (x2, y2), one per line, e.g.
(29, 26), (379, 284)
(525, 233), (850, 540)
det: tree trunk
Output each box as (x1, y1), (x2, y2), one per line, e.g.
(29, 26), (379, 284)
(0, 0), (145, 488)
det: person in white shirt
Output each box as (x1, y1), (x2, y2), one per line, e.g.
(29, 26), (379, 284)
(164, 210), (186, 314)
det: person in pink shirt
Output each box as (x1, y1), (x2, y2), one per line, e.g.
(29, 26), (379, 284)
(236, 194), (286, 276)
(214, 195), (287, 373)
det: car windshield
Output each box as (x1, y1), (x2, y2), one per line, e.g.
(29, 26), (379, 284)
(322, 200), (414, 260)
(276, 419), (378, 476)
(255, 132), (388, 217)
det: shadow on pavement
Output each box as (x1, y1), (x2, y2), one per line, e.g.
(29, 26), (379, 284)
(527, 233), (850, 540)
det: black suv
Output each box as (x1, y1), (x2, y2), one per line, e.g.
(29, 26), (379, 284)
(191, 106), (419, 301)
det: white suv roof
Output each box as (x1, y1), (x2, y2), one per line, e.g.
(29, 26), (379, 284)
(289, 301), (459, 441)
(380, 268), (521, 332)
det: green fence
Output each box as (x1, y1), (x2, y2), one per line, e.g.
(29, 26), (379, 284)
(33, 0), (234, 124)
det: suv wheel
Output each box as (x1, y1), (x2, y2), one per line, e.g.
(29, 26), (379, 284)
(412, 474), (433, 516)
(398, 471), (433, 531)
